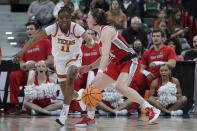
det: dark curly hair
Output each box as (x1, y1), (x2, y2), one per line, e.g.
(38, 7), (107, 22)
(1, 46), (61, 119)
(58, 6), (73, 17)
(166, 37), (182, 55)
(90, 8), (108, 25)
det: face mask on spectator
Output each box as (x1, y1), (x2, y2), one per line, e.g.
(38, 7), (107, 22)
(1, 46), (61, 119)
(133, 45), (142, 53)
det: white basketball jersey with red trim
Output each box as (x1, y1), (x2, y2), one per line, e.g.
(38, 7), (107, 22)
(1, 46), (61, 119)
(46, 22), (84, 60)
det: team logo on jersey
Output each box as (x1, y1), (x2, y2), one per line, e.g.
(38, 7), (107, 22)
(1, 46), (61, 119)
(57, 38), (75, 45)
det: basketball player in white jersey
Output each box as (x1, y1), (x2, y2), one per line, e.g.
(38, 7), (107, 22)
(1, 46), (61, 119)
(13, 7), (94, 126)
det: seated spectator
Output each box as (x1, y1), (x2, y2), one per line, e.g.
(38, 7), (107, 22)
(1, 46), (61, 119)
(166, 37), (184, 61)
(134, 29), (176, 92)
(174, 0), (183, 9)
(90, 0), (109, 12)
(0, 46), (1, 65)
(133, 39), (145, 60)
(148, 64), (187, 115)
(23, 61), (63, 115)
(165, 0), (182, 15)
(144, 0), (160, 18)
(53, 0), (79, 18)
(148, 19), (170, 47)
(106, 0), (127, 29)
(120, 0), (140, 24)
(122, 16), (148, 48)
(168, 8), (188, 37)
(184, 35), (197, 61)
(27, 0), (55, 26)
(153, 9), (167, 29)
(7, 21), (53, 115)
(72, 9), (85, 27)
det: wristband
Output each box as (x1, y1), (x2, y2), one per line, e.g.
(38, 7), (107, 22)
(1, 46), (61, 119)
(98, 69), (103, 73)
(142, 70), (150, 76)
(153, 61), (165, 66)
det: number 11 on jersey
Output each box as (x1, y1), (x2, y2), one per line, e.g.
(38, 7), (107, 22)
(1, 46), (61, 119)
(61, 45), (70, 52)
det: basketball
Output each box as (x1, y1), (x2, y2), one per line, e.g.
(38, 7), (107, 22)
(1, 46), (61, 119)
(81, 86), (102, 107)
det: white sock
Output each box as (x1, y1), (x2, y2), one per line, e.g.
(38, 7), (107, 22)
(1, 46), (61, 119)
(87, 111), (95, 119)
(59, 104), (69, 120)
(51, 109), (61, 116)
(142, 101), (152, 108)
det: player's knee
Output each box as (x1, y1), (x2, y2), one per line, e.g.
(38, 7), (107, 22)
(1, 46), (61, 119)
(59, 81), (66, 87)
(114, 83), (124, 94)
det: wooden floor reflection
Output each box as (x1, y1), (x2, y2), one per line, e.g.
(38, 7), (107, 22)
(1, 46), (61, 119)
(1, 114), (197, 131)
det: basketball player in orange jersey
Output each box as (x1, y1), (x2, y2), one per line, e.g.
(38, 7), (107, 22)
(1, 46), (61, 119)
(75, 8), (161, 127)
(13, 7), (94, 126)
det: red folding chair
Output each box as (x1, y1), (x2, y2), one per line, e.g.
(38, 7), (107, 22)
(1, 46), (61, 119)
(183, 11), (188, 28)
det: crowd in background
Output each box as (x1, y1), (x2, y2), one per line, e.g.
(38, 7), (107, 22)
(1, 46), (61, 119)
(2, 0), (197, 116)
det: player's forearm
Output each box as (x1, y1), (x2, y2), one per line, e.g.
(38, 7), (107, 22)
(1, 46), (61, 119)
(89, 57), (101, 70)
(44, 55), (54, 67)
(166, 59), (176, 68)
(21, 31), (46, 53)
(98, 55), (109, 71)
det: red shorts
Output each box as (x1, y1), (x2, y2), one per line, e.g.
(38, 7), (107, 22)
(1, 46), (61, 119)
(33, 98), (52, 108)
(104, 59), (141, 81)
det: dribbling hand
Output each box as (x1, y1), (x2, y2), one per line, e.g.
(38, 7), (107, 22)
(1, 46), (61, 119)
(79, 65), (90, 74)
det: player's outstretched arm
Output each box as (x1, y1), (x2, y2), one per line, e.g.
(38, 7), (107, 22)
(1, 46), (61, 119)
(13, 31), (48, 63)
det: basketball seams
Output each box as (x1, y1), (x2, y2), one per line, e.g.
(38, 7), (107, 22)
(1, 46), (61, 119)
(81, 87), (102, 107)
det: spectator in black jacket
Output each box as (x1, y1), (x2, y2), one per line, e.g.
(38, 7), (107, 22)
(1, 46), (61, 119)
(184, 35), (197, 61)
(120, 0), (140, 25)
(122, 16), (148, 48)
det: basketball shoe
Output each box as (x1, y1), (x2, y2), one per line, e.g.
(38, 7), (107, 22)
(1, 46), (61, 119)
(75, 115), (95, 127)
(56, 109), (66, 126)
(56, 105), (69, 126)
(145, 106), (161, 123)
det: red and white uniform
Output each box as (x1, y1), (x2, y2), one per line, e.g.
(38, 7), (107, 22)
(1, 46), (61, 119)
(45, 22), (85, 82)
(74, 43), (101, 91)
(131, 45), (176, 91)
(32, 75), (52, 108)
(70, 43), (101, 112)
(9, 39), (52, 105)
(100, 25), (140, 80)
(154, 77), (174, 97)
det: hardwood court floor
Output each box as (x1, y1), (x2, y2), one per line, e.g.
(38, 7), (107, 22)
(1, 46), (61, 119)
(1, 114), (197, 131)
